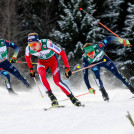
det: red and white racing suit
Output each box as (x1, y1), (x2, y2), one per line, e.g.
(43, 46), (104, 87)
(25, 39), (72, 96)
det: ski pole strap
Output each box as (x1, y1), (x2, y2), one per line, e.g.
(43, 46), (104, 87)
(72, 60), (105, 75)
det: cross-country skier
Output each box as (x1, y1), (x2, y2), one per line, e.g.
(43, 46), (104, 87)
(0, 39), (30, 95)
(25, 32), (82, 106)
(82, 36), (134, 101)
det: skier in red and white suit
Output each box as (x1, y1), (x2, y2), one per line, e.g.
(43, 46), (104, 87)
(25, 32), (82, 106)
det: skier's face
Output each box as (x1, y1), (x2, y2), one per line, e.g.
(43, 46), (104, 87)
(87, 51), (95, 59)
(28, 41), (41, 51)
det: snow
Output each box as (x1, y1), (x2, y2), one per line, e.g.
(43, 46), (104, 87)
(0, 85), (134, 134)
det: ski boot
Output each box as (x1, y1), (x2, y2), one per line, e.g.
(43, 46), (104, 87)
(25, 81), (31, 89)
(100, 88), (109, 101)
(68, 94), (82, 107)
(128, 84), (134, 94)
(23, 78), (31, 89)
(47, 91), (59, 106)
(8, 88), (18, 96)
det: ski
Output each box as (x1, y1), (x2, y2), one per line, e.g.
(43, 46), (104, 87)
(43, 105), (65, 111)
(130, 96), (134, 99)
(80, 104), (85, 107)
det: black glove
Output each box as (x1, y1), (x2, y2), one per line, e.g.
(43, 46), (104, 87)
(10, 57), (17, 63)
(65, 67), (72, 78)
(30, 68), (35, 77)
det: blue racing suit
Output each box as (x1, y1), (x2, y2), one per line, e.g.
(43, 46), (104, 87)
(83, 36), (132, 90)
(0, 39), (29, 90)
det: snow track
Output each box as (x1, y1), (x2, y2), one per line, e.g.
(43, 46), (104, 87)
(0, 87), (134, 134)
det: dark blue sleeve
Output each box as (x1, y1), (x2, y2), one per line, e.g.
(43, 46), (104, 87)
(98, 36), (119, 50)
(4, 40), (19, 49)
(83, 58), (91, 89)
(4, 40), (20, 57)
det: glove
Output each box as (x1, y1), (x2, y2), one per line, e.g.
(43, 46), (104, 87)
(123, 39), (131, 46)
(119, 38), (131, 46)
(10, 57), (17, 63)
(88, 88), (95, 94)
(65, 67), (72, 78)
(30, 68), (35, 77)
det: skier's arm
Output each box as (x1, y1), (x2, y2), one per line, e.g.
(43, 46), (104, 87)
(98, 36), (130, 49)
(83, 58), (92, 89)
(5, 40), (20, 58)
(47, 40), (69, 68)
(25, 46), (33, 69)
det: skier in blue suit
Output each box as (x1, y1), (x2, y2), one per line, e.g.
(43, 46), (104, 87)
(82, 36), (134, 101)
(0, 39), (30, 95)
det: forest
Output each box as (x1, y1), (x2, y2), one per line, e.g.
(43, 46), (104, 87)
(0, 0), (134, 88)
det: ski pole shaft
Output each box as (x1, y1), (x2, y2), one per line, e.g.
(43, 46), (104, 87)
(80, 8), (121, 38)
(16, 61), (37, 64)
(33, 77), (44, 98)
(80, 8), (132, 46)
(60, 92), (89, 102)
(99, 22), (121, 39)
(72, 60), (105, 74)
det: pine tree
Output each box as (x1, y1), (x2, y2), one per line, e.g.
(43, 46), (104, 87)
(17, 0), (59, 44)
(117, 1), (134, 81)
(50, 0), (103, 64)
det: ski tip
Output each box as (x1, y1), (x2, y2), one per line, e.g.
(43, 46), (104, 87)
(43, 105), (65, 111)
(43, 108), (47, 111)
(80, 104), (85, 107)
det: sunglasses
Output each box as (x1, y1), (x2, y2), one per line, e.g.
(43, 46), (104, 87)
(28, 42), (38, 47)
(87, 51), (95, 56)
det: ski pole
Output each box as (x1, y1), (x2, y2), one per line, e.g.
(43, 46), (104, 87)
(60, 92), (89, 102)
(16, 61), (38, 64)
(80, 8), (132, 46)
(33, 77), (44, 98)
(72, 59), (106, 75)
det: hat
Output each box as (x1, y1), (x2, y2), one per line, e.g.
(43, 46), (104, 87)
(84, 45), (94, 53)
(28, 35), (39, 42)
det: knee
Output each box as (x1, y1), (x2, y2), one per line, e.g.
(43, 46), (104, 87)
(3, 72), (10, 79)
(54, 79), (60, 86)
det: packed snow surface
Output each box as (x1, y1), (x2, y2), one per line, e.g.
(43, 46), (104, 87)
(0, 85), (134, 134)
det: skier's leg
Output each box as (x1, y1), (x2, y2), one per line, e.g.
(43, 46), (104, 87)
(91, 66), (109, 101)
(103, 59), (134, 93)
(37, 65), (51, 92)
(0, 70), (17, 95)
(3, 61), (30, 87)
(51, 54), (82, 106)
(37, 64), (58, 106)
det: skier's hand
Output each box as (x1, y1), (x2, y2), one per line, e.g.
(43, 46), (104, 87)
(88, 88), (95, 94)
(123, 39), (131, 46)
(30, 68), (35, 77)
(65, 67), (72, 78)
(119, 38), (131, 46)
(10, 57), (17, 63)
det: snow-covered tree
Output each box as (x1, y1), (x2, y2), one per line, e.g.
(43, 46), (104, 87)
(96, 0), (124, 36)
(122, 2), (134, 41)
(116, 1), (134, 81)
(50, 0), (103, 63)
